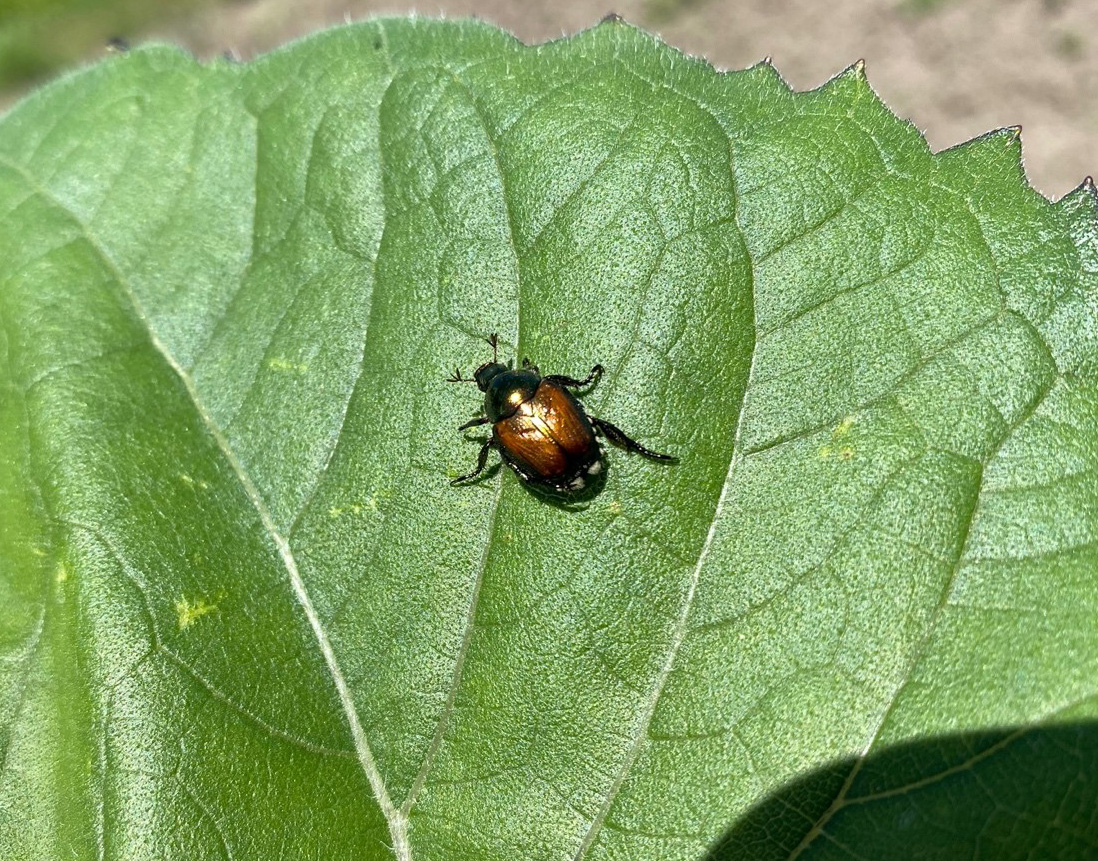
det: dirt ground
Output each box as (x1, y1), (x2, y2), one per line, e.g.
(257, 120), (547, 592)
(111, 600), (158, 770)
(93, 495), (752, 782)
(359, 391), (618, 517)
(23, 0), (1098, 200)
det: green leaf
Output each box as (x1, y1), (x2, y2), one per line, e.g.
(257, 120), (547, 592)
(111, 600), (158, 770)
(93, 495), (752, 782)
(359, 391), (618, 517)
(1, 17), (1096, 860)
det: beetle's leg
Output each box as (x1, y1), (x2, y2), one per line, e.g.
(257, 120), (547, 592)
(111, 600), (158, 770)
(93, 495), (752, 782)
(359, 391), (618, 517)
(446, 368), (478, 383)
(458, 415), (491, 431)
(451, 438), (496, 484)
(590, 416), (677, 462)
(521, 357), (541, 373)
(544, 364), (603, 389)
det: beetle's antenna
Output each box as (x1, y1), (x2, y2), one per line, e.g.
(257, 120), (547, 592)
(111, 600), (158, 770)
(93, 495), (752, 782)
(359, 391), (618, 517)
(486, 333), (499, 362)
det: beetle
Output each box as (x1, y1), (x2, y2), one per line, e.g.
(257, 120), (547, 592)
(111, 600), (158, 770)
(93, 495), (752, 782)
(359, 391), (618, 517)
(447, 334), (676, 493)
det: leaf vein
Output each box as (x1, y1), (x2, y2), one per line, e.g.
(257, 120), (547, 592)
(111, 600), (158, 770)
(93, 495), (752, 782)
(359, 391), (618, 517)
(573, 115), (756, 859)
(0, 155), (409, 855)
(400, 68), (519, 820)
(787, 368), (1057, 860)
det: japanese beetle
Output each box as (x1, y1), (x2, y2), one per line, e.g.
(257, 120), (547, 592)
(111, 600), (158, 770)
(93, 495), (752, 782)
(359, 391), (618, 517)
(448, 335), (676, 493)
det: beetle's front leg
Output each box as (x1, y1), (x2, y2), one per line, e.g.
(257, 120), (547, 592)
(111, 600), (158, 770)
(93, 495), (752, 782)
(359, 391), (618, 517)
(458, 415), (491, 432)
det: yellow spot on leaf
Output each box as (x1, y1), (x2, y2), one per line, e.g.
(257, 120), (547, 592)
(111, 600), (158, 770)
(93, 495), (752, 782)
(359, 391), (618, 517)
(179, 473), (209, 490)
(331, 488), (391, 518)
(822, 416), (857, 460)
(366, 488), (392, 510)
(267, 357), (309, 373)
(55, 561), (70, 585)
(176, 596), (217, 630)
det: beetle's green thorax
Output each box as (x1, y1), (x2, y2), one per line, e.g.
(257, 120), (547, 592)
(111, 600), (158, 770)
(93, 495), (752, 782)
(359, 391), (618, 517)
(484, 368), (540, 422)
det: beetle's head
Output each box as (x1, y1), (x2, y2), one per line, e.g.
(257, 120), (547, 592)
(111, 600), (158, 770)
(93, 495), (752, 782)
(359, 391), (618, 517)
(473, 361), (508, 392)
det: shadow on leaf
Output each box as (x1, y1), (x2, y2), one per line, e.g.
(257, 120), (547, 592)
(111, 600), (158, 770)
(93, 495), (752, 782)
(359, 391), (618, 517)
(705, 720), (1098, 860)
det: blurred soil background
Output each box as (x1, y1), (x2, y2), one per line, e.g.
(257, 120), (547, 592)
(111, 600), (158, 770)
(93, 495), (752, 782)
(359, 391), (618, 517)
(1, 0), (1095, 199)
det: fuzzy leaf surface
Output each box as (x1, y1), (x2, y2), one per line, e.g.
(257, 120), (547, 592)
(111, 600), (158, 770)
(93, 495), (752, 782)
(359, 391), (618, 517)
(1, 18), (1097, 861)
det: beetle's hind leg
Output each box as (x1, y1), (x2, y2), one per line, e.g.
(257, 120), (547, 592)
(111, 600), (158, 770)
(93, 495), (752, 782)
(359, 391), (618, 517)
(591, 416), (677, 462)
(451, 438), (497, 485)
(544, 364), (603, 389)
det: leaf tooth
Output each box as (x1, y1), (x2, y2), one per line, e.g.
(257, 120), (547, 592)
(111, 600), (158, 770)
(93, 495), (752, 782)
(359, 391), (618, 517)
(1077, 174), (1098, 203)
(1055, 176), (1098, 212)
(838, 57), (868, 83)
(745, 56), (791, 93)
(936, 126), (1027, 188)
(1054, 173), (1098, 268)
(813, 56), (877, 105)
